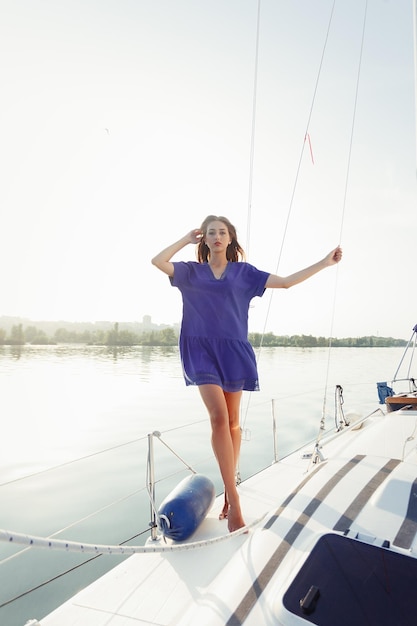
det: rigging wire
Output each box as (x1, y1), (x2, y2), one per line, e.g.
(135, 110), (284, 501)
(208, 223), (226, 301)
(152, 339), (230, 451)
(316, 0), (369, 445)
(245, 0), (262, 258)
(392, 324), (417, 382)
(414, 0), (417, 176)
(259, 0), (337, 337)
(242, 0), (337, 429)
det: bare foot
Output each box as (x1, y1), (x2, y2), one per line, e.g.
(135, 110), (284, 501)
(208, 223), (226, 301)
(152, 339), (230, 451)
(227, 505), (246, 533)
(219, 494), (229, 520)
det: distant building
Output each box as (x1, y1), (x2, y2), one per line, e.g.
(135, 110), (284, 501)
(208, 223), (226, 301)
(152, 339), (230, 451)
(142, 315), (152, 329)
(137, 315), (175, 334)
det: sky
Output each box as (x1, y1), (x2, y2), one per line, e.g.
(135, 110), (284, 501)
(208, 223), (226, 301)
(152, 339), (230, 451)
(1, 0), (416, 340)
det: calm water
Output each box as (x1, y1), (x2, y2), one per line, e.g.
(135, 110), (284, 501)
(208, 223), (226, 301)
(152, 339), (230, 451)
(0, 344), (409, 625)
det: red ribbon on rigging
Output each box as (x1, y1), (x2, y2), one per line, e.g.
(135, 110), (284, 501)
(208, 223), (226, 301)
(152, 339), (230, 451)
(305, 132), (315, 165)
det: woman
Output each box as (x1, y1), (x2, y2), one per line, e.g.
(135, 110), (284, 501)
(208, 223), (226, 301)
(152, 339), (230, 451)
(152, 215), (342, 532)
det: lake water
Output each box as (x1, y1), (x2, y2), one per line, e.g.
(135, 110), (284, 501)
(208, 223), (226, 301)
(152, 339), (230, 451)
(0, 344), (409, 625)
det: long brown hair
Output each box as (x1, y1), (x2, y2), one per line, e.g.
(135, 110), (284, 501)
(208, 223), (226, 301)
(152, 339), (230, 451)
(197, 215), (246, 263)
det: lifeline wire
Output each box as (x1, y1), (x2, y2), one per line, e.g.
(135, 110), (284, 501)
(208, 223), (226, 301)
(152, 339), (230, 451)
(0, 417), (208, 490)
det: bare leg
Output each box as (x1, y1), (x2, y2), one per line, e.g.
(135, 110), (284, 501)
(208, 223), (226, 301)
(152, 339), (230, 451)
(219, 391), (242, 519)
(198, 385), (245, 532)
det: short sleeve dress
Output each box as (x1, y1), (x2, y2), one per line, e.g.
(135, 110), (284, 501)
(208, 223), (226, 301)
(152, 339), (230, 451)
(170, 261), (270, 392)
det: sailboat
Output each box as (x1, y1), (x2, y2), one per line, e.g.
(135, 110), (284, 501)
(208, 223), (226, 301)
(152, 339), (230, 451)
(2, 2), (417, 625)
(13, 323), (417, 626)
(378, 324), (417, 412)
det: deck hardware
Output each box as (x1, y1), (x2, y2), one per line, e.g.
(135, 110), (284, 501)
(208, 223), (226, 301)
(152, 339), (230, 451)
(146, 431), (199, 541)
(271, 399), (279, 463)
(300, 585), (320, 614)
(343, 529), (390, 548)
(335, 384), (350, 431)
(312, 443), (325, 464)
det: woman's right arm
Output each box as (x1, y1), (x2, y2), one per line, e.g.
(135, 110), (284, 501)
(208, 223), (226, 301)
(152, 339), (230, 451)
(151, 229), (202, 276)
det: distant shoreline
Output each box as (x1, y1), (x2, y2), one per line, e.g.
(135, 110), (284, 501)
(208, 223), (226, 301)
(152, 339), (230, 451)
(0, 317), (407, 349)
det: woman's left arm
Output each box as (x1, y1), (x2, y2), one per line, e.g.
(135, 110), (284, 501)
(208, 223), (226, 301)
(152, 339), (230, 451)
(265, 246), (342, 289)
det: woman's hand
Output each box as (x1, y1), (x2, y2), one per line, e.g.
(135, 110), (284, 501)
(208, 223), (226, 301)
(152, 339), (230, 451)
(152, 229), (203, 276)
(324, 246), (343, 266)
(187, 229), (203, 245)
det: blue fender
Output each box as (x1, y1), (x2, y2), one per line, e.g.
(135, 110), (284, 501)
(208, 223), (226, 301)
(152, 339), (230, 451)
(157, 474), (216, 541)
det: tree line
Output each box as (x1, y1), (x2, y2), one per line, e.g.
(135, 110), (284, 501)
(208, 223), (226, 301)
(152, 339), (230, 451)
(248, 332), (406, 348)
(0, 323), (177, 347)
(0, 323), (407, 348)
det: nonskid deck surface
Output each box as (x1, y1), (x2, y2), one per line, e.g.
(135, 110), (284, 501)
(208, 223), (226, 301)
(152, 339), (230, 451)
(37, 411), (417, 625)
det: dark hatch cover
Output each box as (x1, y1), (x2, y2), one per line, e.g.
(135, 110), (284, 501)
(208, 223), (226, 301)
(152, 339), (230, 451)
(283, 533), (417, 625)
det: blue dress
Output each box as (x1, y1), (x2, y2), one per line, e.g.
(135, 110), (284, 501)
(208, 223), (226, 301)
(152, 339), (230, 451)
(170, 261), (270, 392)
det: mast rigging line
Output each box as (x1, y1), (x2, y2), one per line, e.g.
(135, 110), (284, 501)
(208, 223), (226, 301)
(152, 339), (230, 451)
(245, 0), (261, 259)
(257, 0), (337, 348)
(414, 0), (417, 176)
(242, 0), (338, 427)
(244, 1), (369, 439)
(317, 0), (369, 445)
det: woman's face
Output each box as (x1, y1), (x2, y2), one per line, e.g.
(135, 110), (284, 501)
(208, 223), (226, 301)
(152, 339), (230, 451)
(204, 220), (231, 254)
